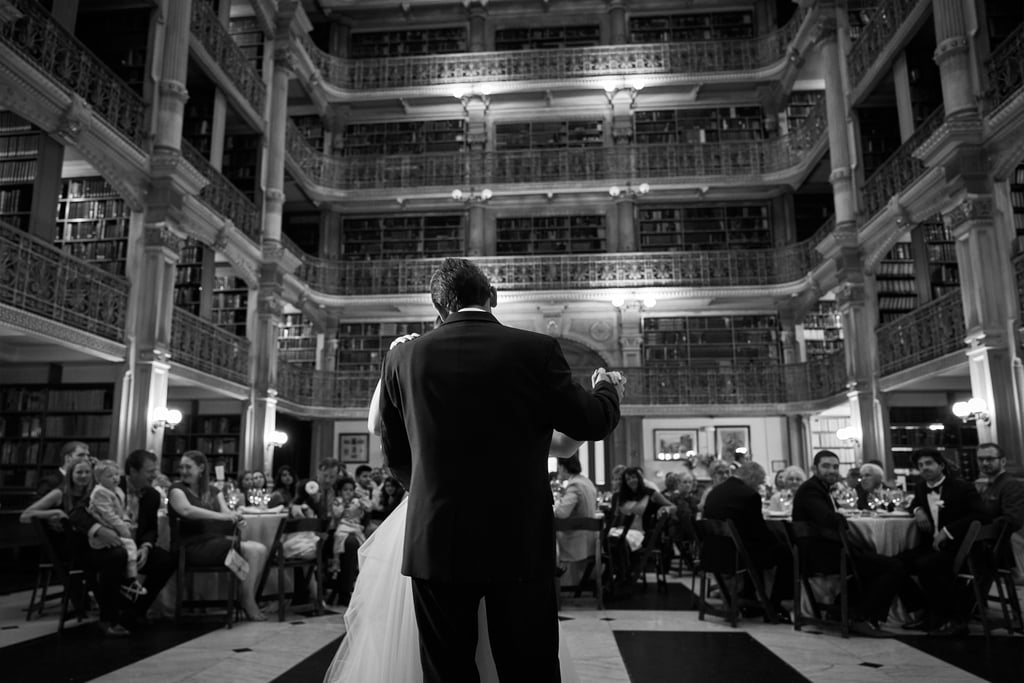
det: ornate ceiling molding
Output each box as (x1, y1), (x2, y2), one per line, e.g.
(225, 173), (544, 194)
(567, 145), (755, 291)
(0, 303), (126, 362)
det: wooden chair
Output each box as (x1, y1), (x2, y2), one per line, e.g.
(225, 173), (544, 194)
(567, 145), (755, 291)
(31, 519), (88, 633)
(257, 516), (328, 621)
(635, 514), (671, 592)
(173, 519), (241, 628)
(695, 518), (776, 627)
(554, 516), (604, 610)
(786, 518), (858, 638)
(952, 520), (1023, 637)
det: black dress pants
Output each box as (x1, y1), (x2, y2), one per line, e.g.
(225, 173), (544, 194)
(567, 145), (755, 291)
(411, 576), (560, 683)
(87, 545), (129, 623)
(132, 546), (175, 617)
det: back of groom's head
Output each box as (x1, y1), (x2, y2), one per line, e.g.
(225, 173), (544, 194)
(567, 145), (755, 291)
(430, 258), (494, 315)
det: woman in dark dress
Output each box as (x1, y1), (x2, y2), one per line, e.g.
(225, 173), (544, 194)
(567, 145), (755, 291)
(269, 465), (298, 507)
(607, 467), (676, 591)
(167, 450), (268, 620)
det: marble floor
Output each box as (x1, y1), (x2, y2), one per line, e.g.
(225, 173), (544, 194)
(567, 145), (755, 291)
(1, 574), (1021, 683)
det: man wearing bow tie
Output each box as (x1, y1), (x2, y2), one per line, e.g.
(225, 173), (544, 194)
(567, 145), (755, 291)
(901, 448), (985, 636)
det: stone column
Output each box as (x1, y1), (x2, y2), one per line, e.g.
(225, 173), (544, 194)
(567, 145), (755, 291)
(467, 1), (487, 51)
(467, 204), (486, 256)
(618, 301), (643, 368)
(892, 53), (916, 141)
(779, 309), (799, 364)
(615, 198), (636, 252)
(247, 264), (285, 473)
(154, 0), (192, 153)
(836, 279), (887, 467)
(607, 0), (627, 44)
(818, 16), (856, 228)
(264, 45), (294, 246)
(786, 415), (807, 468)
(329, 17), (350, 57)
(931, 0), (978, 119)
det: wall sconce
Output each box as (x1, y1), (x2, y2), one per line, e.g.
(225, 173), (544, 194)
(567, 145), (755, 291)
(267, 430), (289, 448)
(451, 187), (492, 204)
(952, 397), (990, 425)
(152, 406), (183, 433)
(608, 182), (650, 199)
(835, 425), (862, 446)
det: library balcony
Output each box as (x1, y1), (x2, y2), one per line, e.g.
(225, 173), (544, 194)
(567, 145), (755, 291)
(295, 7), (811, 93)
(986, 22), (1024, 112)
(0, 218), (128, 351)
(182, 141), (262, 245)
(847, 0), (930, 97)
(190, 0), (266, 124)
(876, 288), (965, 378)
(170, 307), (250, 387)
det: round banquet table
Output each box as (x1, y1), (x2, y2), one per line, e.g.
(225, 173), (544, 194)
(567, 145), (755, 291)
(845, 513), (918, 556)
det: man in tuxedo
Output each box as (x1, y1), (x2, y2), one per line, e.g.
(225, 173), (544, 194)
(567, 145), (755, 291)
(36, 440), (90, 497)
(901, 448), (985, 636)
(702, 461), (792, 620)
(380, 258), (622, 682)
(553, 454), (598, 586)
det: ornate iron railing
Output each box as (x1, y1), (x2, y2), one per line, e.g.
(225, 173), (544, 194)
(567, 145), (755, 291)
(181, 141), (261, 244)
(860, 106), (944, 221)
(0, 0), (146, 146)
(985, 22), (1024, 112)
(0, 219), (128, 343)
(876, 289), (965, 376)
(788, 350), (848, 402)
(847, 0), (927, 89)
(170, 307), (250, 385)
(276, 360), (377, 408)
(191, 0), (266, 114)
(804, 215), (837, 268)
(788, 95), (828, 152)
(298, 7), (809, 90)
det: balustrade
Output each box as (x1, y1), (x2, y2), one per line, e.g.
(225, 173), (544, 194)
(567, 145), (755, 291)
(860, 106), (945, 221)
(276, 360), (376, 408)
(847, 0), (928, 89)
(986, 22), (1024, 112)
(181, 141), (261, 244)
(190, 0), (266, 115)
(0, 0), (146, 146)
(0, 219), (128, 343)
(297, 7), (808, 90)
(876, 289), (965, 376)
(170, 307), (250, 385)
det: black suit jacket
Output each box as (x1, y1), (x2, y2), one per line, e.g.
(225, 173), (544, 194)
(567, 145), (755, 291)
(909, 475), (984, 544)
(380, 310), (621, 581)
(702, 477), (779, 569)
(791, 476), (846, 574)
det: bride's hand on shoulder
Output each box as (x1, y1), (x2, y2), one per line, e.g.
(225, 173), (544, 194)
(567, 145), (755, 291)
(389, 333), (419, 350)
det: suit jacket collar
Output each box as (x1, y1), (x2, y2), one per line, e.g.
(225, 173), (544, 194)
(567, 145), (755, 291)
(442, 310), (500, 325)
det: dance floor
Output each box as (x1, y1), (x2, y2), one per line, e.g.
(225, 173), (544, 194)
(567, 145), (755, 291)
(1, 576), (1022, 683)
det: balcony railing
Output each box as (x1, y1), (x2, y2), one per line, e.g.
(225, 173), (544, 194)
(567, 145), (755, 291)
(986, 22), (1024, 112)
(0, 0), (146, 146)
(276, 360), (377, 409)
(0, 219), (128, 343)
(191, 0), (266, 115)
(170, 307), (250, 385)
(876, 288), (965, 376)
(298, 7), (809, 90)
(848, 0), (928, 89)
(181, 141), (261, 244)
(804, 215), (837, 268)
(860, 106), (945, 221)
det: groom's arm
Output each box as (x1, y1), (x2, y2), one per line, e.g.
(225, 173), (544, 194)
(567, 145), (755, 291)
(544, 341), (620, 441)
(379, 365), (412, 489)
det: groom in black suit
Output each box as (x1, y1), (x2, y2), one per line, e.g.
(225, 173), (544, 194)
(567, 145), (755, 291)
(380, 258), (622, 682)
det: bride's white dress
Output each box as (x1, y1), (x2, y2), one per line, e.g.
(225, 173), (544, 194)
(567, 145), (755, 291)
(323, 497), (579, 683)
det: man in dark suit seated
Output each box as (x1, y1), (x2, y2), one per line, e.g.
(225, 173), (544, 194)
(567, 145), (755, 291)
(702, 461), (792, 621)
(792, 450), (918, 638)
(975, 443), (1024, 584)
(71, 449), (175, 627)
(900, 448), (986, 636)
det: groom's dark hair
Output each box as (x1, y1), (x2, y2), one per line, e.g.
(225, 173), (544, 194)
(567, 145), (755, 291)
(430, 258), (492, 313)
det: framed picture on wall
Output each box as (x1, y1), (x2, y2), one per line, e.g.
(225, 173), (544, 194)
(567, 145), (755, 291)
(654, 429), (699, 461)
(771, 459), (787, 472)
(338, 433), (369, 464)
(715, 426), (750, 462)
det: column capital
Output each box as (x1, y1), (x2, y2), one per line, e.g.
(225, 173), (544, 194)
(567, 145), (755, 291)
(158, 80), (189, 103)
(273, 45), (297, 74)
(142, 224), (185, 253)
(933, 36), (970, 66)
(810, 16), (838, 46)
(942, 194), (994, 233)
(835, 280), (867, 308)
(56, 95), (91, 146)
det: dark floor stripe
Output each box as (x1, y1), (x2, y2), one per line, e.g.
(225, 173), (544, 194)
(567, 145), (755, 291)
(614, 631), (809, 683)
(270, 635), (343, 683)
(603, 581), (701, 611)
(0, 620), (218, 682)
(897, 635), (1024, 683)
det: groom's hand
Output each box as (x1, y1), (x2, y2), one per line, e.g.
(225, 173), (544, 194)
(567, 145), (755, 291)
(591, 368), (626, 399)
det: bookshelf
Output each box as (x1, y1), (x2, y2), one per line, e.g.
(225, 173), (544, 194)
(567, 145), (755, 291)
(341, 214), (464, 259)
(228, 16), (265, 75)
(75, 7), (150, 95)
(54, 177), (130, 276)
(182, 96), (215, 158)
(628, 11), (754, 42)
(889, 406), (978, 482)
(212, 269), (249, 337)
(494, 120), (604, 150)
(494, 25), (600, 50)
(174, 238), (209, 315)
(802, 300), (844, 358)
(921, 216), (960, 299)
(336, 321), (434, 372)
(637, 204), (771, 251)
(1011, 164), (1024, 253)
(0, 385), (113, 501)
(876, 241), (917, 324)
(782, 91), (824, 134)
(858, 106), (901, 177)
(293, 115), (326, 152)
(162, 411), (242, 479)
(342, 120), (466, 156)
(279, 312), (317, 366)
(642, 316), (781, 367)
(222, 132), (261, 201)
(496, 215), (606, 254)
(350, 27), (467, 58)
(634, 107), (764, 145)
(809, 416), (856, 471)
(0, 111), (40, 231)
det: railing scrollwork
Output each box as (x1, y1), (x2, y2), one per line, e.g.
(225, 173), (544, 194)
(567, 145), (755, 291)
(170, 307), (250, 385)
(860, 106), (944, 221)
(847, 0), (928, 89)
(876, 289), (965, 376)
(181, 141), (261, 244)
(985, 22), (1024, 113)
(190, 0), (266, 115)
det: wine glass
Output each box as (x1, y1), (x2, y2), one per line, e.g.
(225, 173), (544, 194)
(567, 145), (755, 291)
(866, 490), (883, 514)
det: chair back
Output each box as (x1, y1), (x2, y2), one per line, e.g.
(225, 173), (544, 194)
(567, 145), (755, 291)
(697, 518), (746, 575)
(951, 520), (991, 576)
(31, 519), (74, 576)
(283, 516), (327, 535)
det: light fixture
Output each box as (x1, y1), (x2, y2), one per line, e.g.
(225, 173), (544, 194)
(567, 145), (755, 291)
(952, 397), (990, 424)
(611, 292), (657, 310)
(451, 187), (492, 204)
(152, 406), (183, 432)
(642, 296), (657, 309)
(608, 182), (650, 199)
(927, 423), (945, 431)
(267, 430), (289, 448)
(835, 425), (862, 446)
(610, 295), (626, 308)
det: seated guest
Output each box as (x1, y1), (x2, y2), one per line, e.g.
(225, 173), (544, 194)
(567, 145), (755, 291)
(793, 450), (918, 638)
(353, 464), (382, 511)
(553, 454), (599, 586)
(238, 470), (255, 503)
(975, 442), (1024, 533)
(268, 465), (298, 508)
(663, 470), (701, 568)
(768, 465), (806, 512)
(168, 450), (268, 621)
(607, 467), (676, 590)
(35, 440), (91, 498)
(901, 448), (985, 636)
(87, 460), (147, 601)
(856, 463), (889, 510)
(698, 460), (733, 513)
(329, 476), (371, 604)
(703, 461), (793, 620)
(367, 476), (406, 535)
(251, 470), (267, 491)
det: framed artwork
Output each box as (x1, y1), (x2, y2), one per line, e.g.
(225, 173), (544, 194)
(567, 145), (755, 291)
(715, 426), (750, 462)
(338, 433), (369, 464)
(653, 429), (698, 461)
(771, 460), (787, 473)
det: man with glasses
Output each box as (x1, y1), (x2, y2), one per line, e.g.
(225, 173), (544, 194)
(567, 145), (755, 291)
(975, 443), (1024, 583)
